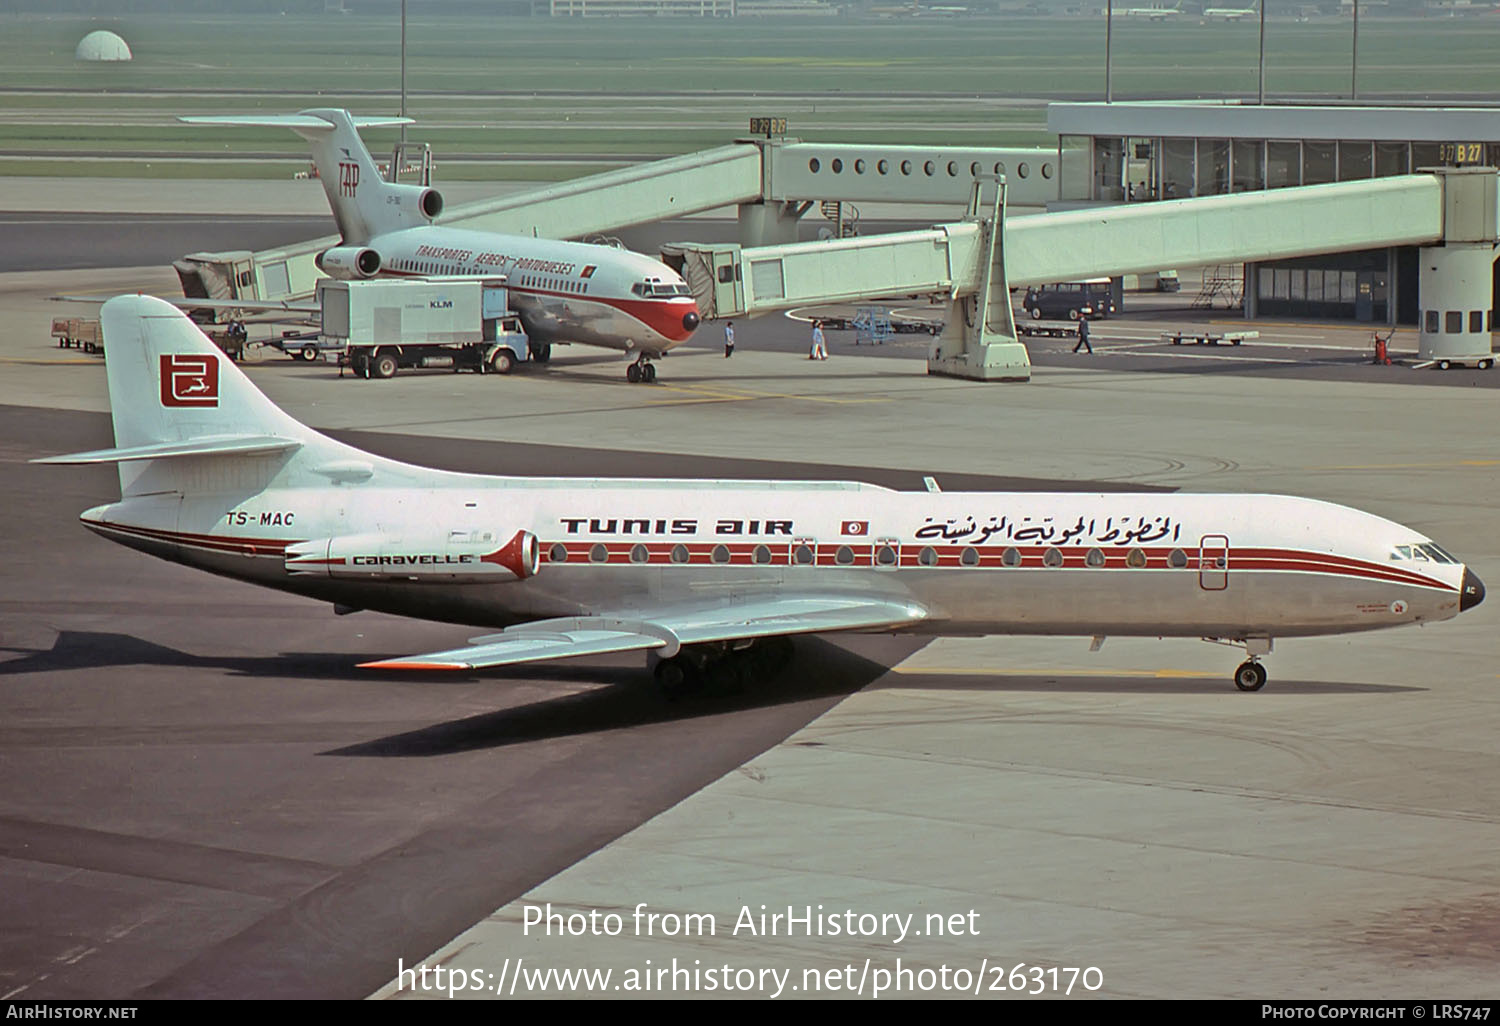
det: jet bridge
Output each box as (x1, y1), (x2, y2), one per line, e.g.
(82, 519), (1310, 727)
(666, 168), (1497, 379)
(222, 134), (1069, 309)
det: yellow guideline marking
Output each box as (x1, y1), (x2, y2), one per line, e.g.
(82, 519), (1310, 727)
(893, 666), (1212, 679)
(646, 383), (887, 406)
(1304, 459), (1500, 471)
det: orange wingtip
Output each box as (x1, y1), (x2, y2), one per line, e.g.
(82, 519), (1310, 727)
(358, 660), (473, 671)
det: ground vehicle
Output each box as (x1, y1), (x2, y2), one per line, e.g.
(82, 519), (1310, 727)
(1022, 280), (1118, 320)
(52, 317), (102, 354)
(319, 277), (531, 379)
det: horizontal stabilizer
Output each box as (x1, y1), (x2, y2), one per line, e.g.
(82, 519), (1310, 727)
(33, 434), (302, 465)
(360, 594), (928, 672)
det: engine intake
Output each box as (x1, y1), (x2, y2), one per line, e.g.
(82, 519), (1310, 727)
(385, 183), (443, 223)
(317, 245), (382, 280)
(286, 528), (539, 583)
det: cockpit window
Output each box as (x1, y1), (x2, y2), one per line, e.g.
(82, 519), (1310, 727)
(1392, 542), (1458, 564)
(631, 282), (650, 297)
(1418, 543), (1456, 564)
(652, 284), (678, 297)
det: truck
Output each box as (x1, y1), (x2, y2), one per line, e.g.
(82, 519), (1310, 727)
(317, 277), (531, 379)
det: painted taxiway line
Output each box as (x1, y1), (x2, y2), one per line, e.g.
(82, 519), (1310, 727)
(893, 665), (1216, 679)
(645, 382), (890, 406)
(0, 356), (103, 366)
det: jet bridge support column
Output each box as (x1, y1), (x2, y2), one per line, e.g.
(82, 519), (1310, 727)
(1417, 167), (1499, 366)
(738, 200), (813, 248)
(926, 178), (1031, 382)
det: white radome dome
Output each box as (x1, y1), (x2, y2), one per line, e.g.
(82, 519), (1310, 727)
(75, 30), (132, 62)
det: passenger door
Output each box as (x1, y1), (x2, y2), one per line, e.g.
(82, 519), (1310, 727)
(1199, 534), (1229, 590)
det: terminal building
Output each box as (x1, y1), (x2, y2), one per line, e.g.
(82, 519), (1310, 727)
(1046, 102), (1500, 326)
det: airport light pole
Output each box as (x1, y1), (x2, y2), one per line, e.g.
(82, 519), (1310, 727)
(1257, 0), (1266, 104)
(1351, 0), (1359, 100)
(1105, 0), (1114, 103)
(401, 0), (408, 142)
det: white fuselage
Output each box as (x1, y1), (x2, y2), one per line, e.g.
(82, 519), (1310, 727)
(80, 471), (1471, 641)
(374, 226), (701, 356)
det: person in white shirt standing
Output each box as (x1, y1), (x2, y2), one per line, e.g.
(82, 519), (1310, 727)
(809, 319), (828, 360)
(723, 320), (734, 358)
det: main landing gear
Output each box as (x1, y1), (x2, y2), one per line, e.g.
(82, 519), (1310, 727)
(626, 353), (657, 384)
(651, 636), (794, 700)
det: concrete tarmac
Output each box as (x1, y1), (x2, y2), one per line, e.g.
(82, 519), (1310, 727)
(2, 183), (1499, 1000)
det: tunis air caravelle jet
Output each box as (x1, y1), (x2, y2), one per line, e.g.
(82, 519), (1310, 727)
(182, 109), (702, 383)
(38, 297), (1485, 693)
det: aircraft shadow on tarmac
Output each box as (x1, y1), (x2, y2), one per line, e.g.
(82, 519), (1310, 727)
(325, 635), (919, 758)
(877, 671), (1423, 695)
(0, 630), (397, 682)
(0, 628), (923, 754)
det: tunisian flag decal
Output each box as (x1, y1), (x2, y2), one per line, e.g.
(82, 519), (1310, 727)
(840, 520), (870, 537)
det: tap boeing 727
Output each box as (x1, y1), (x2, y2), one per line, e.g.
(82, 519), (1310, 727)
(182, 109), (701, 383)
(36, 296), (1486, 693)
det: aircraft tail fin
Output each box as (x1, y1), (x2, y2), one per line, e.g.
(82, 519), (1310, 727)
(35, 295), (352, 496)
(180, 110), (441, 245)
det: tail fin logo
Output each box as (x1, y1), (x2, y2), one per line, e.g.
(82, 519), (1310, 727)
(338, 160), (360, 197)
(159, 354), (220, 408)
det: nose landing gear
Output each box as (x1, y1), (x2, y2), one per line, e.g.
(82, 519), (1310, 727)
(1208, 636), (1273, 691)
(626, 354), (657, 384)
(1233, 660), (1268, 692)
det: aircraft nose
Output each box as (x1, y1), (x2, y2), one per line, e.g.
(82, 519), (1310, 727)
(681, 310), (701, 334)
(1460, 567), (1485, 612)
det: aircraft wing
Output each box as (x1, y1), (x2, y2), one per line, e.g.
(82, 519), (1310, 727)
(55, 295), (320, 315)
(359, 593), (929, 671)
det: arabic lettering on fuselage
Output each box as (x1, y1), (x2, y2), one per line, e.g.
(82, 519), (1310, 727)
(912, 514), (1181, 546)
